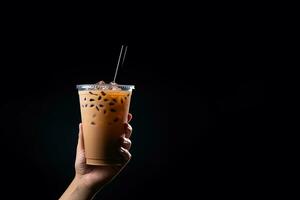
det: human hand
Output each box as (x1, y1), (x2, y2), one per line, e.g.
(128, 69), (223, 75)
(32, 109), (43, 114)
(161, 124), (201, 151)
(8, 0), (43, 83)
(60, 114), (133, 200)
(74, 113), (133, 191)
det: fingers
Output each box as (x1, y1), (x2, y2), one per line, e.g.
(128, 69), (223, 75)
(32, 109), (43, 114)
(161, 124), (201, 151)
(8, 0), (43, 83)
(121, 118), (132, 163)
(128, 113), (132, 122)
(124, 123), (132, 138)
(120, 147), (131, 162)
(120, 137), (132, 150)
(125, 113), (133, 138)
(77, 123), (85, 153)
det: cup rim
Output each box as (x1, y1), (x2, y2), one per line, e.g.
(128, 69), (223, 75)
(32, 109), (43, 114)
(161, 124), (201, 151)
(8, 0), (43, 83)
(76, 84), (135, 91)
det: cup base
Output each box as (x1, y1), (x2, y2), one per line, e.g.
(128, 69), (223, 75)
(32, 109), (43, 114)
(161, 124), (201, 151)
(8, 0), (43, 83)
(86, 158), (123, 166)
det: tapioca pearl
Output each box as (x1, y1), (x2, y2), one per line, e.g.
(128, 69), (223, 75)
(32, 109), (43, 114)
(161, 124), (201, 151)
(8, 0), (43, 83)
(90, 104), (94, 107)
(101, 91), (106, 96)
(91, 122), (96, 125)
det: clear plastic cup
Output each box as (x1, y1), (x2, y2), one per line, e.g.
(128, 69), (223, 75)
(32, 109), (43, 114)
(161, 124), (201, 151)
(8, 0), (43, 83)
(77, 84), (134, 165)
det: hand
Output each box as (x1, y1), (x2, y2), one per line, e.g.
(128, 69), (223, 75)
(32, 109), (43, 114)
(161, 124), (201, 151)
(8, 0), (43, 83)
(75, 113), (133, 190)
(60, 114), (133, 200)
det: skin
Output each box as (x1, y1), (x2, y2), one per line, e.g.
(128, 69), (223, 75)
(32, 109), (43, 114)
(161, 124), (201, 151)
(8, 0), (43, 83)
(60, 114), (133, 200)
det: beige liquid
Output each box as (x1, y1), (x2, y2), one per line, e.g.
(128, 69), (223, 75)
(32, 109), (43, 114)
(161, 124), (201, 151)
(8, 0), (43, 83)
(79, 89), (132, 165)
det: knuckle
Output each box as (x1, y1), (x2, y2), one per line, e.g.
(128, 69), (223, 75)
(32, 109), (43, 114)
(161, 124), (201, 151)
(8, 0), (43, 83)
(127, 124), (132, 131)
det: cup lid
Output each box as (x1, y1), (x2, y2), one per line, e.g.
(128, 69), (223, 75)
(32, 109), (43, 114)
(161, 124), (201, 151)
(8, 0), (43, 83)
(77, 84), (135, 91)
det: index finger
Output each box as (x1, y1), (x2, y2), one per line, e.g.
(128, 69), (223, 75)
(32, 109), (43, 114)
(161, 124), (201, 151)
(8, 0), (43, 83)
(128, 113), (132, 122)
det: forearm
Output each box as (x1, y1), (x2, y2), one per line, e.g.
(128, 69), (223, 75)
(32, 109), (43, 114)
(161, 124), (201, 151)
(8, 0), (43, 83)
(59, 176), (100, 200)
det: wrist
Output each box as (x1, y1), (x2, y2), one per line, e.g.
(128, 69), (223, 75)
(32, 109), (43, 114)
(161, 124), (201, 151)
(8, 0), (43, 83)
(74, 174), (104, 193)
(60, 175), (99, 200)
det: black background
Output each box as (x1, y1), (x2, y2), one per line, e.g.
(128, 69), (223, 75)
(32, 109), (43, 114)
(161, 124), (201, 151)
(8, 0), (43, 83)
(0, 10), (267, 199)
